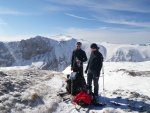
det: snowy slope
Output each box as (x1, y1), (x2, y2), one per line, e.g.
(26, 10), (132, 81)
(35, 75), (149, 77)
(101, 42), (150, 62)
(0, 69), (67, 113)
(56, 61), (150, 113)
(0, 35), (150, 71)
(0, 62), (150, 113)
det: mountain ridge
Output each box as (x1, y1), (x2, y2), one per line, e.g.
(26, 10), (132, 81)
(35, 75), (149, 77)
(0, 35), (150, 71)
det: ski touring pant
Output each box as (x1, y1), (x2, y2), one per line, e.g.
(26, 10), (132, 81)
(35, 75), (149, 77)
(87, 70), (99, 96)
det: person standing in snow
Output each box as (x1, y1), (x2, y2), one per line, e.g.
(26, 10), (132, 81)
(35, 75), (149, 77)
(71, 42), (87, 87)
(85, 43), (103, 102)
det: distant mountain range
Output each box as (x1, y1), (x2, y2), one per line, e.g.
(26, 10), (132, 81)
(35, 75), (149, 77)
(0, 35), (150, 71)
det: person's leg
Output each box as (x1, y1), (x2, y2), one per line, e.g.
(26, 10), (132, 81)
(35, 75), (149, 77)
(87, 72), (93, 89)
(93, 75), (99, 97)
(80, 67), (86, 85)
(76, 67), (85, 89)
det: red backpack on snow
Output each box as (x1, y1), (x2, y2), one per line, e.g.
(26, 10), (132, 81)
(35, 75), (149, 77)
(74, 91), (92, 106)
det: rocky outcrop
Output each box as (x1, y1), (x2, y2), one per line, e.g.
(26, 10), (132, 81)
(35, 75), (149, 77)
(19, 36), (53, 60)
(0, 42), (15, 66)
(0, 36), (76, 71)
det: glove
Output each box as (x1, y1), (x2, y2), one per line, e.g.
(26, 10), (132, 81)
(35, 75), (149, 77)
(71, 67), (73, 71)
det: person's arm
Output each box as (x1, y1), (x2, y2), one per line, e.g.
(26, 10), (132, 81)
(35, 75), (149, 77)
(85, 60), (90, 73)
(95, 53), (104, 77)
(85, 54), (91, 73)
(100, 52), (104, 62)
(71, 51), (74, 68)
(82, 51), (88, 62)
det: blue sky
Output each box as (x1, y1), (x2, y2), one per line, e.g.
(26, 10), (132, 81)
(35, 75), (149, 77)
(0, 0), (150, 44)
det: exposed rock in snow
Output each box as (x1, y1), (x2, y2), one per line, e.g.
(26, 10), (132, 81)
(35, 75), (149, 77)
(0, 69), (66, 113)
(0, 42), (15, 66)
(0, 36), (76, 71)
(19, 37), (53, 60)
(115, 69), (150, 77)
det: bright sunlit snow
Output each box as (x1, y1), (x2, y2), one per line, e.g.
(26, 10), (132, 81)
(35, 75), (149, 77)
(59, 61), (150, 113)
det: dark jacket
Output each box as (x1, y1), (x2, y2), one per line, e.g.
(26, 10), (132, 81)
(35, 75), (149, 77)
(71, 49), (87, 68)
(86, 50), (103, 76)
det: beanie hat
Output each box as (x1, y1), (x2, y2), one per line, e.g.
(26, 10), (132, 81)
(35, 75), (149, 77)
(76, 42), (82, 46)
(90, 43), (99, 49)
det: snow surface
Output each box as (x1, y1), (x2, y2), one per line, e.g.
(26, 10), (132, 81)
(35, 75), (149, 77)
(0, 62), (150, 113)
(0, 69), (66, 113)
(57, 61), (150, 113)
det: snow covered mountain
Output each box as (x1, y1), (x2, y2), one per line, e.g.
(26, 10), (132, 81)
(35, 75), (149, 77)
(0, 35), (150, 71)
(103, 42), (150, 62)
(0, 36), (76, 71)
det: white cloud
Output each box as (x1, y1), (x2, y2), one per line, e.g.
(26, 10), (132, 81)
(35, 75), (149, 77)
(96, 17), (150, 28)
(0, 33), (59, 42)
(65, 13), (97, 21)
(65, 13), (150, 28)
(89, 0), (150, 13)
(0, 7), (38, 15)
(1, 28), (150, 44)
(0, 35), (35, 42)
(64, 27), (150, 44)
(49, 0), (150, 29)
(48, 0), (150, 13)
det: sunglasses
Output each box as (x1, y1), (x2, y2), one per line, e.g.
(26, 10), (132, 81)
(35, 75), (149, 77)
(77, 45), (81, 47)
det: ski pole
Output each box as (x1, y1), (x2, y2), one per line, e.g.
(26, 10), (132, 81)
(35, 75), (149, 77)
(70, 79), (74, 103)
(102, 63), (106, 104)
(71, 79), (73, 96)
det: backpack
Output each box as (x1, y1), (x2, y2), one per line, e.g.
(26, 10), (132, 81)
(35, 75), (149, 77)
(66, 72), (81, 96)
(74, 91), (92, 106)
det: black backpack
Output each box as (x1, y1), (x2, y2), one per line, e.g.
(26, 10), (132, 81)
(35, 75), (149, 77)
(66, 72), (82, 96)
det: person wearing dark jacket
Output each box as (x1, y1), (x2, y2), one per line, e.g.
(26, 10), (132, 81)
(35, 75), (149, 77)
(71, 42), (88, 87)
(85, 43), (103, 102)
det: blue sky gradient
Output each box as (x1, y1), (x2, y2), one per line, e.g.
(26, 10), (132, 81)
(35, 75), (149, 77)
(0, 0), (150, 44)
